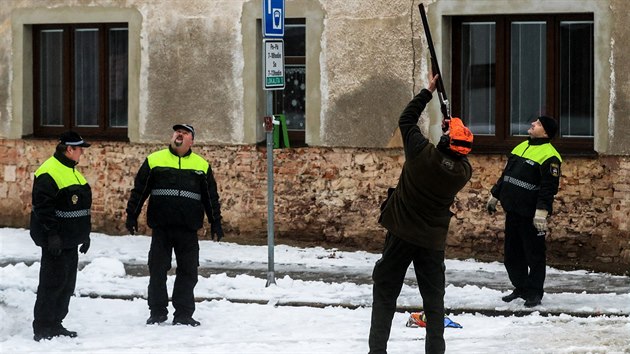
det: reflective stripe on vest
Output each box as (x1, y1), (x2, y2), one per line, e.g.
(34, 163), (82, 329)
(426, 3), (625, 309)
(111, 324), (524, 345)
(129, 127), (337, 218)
(503, 176), (539, 191)
(34, 156), (88, 189)
(151, 188), (202, 201)
(55, 209), (91, 218)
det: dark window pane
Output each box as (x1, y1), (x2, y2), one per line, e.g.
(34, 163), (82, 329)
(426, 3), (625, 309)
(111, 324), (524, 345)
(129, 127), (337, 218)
(560, 21), (594, 137)
(284, 24), (305, 56)
(461, 22), (495, 135)
(40, 29), (64, 127)
(510, 21), (546, 136)
(282, 66), (305, 131)
(74, 28), (99, 127)
(109, 28), (129, 128)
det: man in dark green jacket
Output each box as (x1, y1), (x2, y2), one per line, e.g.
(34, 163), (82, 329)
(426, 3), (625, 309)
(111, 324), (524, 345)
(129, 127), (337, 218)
(126, 124), (223, 327)
(369, 75), (473, 354)
(486, 116), (562, 308)
(30, 131), (92, 341)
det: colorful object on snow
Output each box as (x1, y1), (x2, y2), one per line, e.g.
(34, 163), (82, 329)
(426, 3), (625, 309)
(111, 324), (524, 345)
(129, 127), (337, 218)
(406, 311), (427, 328)
(405, 311), (462, 329)
(444, 316), (463, 328)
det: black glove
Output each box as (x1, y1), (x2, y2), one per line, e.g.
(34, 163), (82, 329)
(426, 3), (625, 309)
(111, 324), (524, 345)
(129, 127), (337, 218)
(47, 234), (62, 256)
(211, 221), (224, 241)
(126, 217), (137, 235)
(79, 238), (90, 254)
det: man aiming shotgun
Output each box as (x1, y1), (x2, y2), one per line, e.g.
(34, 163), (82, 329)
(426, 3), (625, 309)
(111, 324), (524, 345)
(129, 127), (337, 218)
(368, 4), (474, 353)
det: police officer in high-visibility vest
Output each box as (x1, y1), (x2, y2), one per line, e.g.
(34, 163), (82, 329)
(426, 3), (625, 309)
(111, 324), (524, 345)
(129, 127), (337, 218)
(126, 124), (223, 327)
(30, 131), (92, 341)
(486, 116), (562, 308)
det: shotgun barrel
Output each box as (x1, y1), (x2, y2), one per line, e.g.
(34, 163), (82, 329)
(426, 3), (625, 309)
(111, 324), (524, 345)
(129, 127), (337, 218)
(418, 3), (450, 127)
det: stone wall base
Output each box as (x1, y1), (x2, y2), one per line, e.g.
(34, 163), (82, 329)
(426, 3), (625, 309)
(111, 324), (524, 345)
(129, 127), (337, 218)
(1, 139), (628, 274)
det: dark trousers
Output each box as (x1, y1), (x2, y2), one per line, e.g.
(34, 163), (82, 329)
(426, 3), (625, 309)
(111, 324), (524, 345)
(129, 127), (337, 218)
(33, 247), (78, 332)
(148, 227), (199, 318)
(369, 233), (446, 354)
(504, 212), (547, 297)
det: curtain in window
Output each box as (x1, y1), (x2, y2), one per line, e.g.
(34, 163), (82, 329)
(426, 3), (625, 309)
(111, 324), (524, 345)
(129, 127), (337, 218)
(560, 21), (594, 137)
(40, 29), (64, 127)
(109, 28), (129, 128)
(282, 66), (305, 131)
(510, 21), (546, 136)
(461, 22), (495, 136)
(74, 28), (99, 127)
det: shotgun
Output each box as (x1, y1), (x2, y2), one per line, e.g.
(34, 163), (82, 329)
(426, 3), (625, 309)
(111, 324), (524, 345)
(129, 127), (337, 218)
(418, 3), (450, 130)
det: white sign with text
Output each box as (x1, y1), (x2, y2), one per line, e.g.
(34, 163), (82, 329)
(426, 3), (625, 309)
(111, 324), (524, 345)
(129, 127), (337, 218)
(263, 39), (285, 90)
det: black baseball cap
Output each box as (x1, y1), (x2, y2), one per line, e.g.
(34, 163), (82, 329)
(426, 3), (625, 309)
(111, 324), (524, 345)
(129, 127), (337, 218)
(59, 131), (91, 147)
(173, 124), (195, 139)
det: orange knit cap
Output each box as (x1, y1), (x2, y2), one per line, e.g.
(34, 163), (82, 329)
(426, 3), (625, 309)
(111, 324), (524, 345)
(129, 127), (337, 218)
(448, 117), (473, 155)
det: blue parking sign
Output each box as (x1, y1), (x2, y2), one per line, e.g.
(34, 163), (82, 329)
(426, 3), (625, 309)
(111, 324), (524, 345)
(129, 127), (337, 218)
(263, 0), (284, 37)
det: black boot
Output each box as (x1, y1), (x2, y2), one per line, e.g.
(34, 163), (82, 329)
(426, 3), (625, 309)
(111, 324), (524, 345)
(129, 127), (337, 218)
(33, 325), (77, 341)
(524, 294), (542, 307)
(53, 324), (78, 338)
(173, 316), (200, 327)
(146, 314), (168, 325)
(501, 290), (524, 302)
(33, 328), (54, 342)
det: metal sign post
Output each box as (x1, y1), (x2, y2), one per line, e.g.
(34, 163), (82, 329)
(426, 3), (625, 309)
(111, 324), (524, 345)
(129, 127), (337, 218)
(263, 115), (276, 287)
(262, 0), (284, 287)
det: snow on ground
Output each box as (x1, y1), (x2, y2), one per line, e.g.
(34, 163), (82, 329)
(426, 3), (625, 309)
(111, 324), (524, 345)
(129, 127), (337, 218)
(1, 228), (629, 353)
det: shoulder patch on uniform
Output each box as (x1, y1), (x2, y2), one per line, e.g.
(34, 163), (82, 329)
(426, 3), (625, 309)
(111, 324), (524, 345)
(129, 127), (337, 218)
(550, 163), (560, 177)
(441, 158), (454, 170)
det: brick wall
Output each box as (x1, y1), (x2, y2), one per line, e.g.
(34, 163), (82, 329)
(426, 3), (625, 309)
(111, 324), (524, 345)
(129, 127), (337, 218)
(1, 139), (628, 274)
